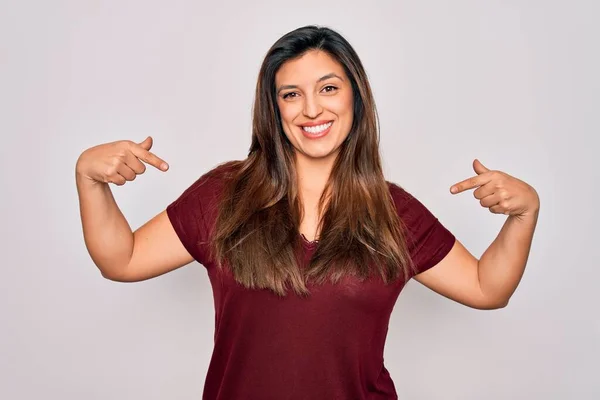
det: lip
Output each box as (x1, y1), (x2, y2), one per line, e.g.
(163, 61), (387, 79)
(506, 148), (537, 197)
(298, 120), (333, 127)
(300, 121), (333, 139)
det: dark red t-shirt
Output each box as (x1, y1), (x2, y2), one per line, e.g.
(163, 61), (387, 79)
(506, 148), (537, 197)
(166, 164), (456, 400)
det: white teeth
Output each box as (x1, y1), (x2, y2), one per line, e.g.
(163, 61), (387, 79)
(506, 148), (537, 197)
(302, 121), (332, 134)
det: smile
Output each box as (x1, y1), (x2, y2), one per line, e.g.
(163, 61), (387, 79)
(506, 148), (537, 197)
(300, 122), (333, 139)
(302, 121), (333, 134)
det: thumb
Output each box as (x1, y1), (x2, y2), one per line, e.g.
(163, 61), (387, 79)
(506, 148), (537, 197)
(138, 136), (153, 150)
(473, 158), (489, 175)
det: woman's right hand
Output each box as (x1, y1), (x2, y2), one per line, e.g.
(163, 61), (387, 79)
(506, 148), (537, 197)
(75, 136), (191, 281)
(76, 136), (169, 186)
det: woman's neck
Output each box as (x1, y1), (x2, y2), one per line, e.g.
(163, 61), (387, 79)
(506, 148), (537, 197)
(295, 155), (333, 200)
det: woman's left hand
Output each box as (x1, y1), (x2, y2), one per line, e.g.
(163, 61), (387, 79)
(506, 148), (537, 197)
(450, 159), (540, 218)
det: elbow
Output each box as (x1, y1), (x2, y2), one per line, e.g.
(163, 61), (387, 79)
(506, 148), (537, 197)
(474, 283), (511, 310)
(487, 300), (509, 310)
(100, 268), (120, 281)
(477, 296), (510, 310)
(98, 264), (131, 282)
(498, 297), (510, 309)
(100, 269), (120, 281)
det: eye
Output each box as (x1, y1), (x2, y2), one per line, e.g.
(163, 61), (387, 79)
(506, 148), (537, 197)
(282, 92), (299, 99)
(322, 85), (338, 93)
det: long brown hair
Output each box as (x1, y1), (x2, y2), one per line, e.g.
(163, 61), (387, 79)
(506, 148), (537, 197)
(210, 25), (414, 296)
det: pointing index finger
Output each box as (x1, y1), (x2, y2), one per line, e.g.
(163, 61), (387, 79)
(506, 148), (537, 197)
(450, 175), (489, 194)
(131, 145), (169, 171)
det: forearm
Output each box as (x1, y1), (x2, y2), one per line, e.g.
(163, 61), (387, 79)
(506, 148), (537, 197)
(75, 169), (134, 278)
(478, 208), (539, 305)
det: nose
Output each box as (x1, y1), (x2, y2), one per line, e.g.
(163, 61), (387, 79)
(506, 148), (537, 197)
(303, 93), (323, 119)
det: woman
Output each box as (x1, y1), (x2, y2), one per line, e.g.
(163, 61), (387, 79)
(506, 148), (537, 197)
(75, 25), (540, 400)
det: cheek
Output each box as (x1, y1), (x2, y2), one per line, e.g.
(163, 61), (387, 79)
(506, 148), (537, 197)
(338, 94), (354, 124)
(278, 103), (298, 126)
(277, 104), (296, 139)
(331, 91), (352, 113)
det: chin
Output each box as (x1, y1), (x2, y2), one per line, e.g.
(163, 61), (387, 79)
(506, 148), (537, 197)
(300, 145), (342, 161)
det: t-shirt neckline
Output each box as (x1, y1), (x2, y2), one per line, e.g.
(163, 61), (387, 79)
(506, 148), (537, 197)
(300, 232), (318, 249)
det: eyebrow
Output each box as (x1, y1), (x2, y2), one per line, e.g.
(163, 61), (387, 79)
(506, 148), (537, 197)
(276, 73), (344, 95)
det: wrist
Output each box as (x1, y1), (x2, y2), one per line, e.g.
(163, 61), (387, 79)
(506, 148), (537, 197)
(514, 207), (539, 223)
(520, 189), (540, 220)
(75, 168), (102, 189)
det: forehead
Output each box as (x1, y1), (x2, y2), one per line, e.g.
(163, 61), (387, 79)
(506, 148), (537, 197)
(275, 50), (346, 84)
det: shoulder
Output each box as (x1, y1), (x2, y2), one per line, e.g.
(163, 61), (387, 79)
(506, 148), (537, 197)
(385, 180), (456, 274)
(385, 180), (442, 227)
(385, 181), (418, 213)
(168, 160), (242, 220)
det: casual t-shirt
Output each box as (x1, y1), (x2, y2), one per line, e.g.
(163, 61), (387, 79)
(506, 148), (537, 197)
(166, 163), (456, 400)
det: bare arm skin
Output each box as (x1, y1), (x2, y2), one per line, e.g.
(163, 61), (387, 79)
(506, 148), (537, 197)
(75, 137), (193, 282)
(415, 210), (538, 310)
(414, 159), (540, 310)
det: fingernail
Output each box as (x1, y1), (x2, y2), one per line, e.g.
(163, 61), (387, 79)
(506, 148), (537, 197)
(450, 187), (457, 193)
(161, 163), (169, 170)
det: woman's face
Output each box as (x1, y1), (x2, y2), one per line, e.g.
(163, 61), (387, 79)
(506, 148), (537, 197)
(275, 50), (354, 164)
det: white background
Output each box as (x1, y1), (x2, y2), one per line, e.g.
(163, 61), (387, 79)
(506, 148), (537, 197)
(1, 0), (598, 398)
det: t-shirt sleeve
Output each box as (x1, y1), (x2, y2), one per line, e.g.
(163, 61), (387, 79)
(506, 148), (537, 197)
(166, 174), (214, 267)
(390, 183), (456, 279)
